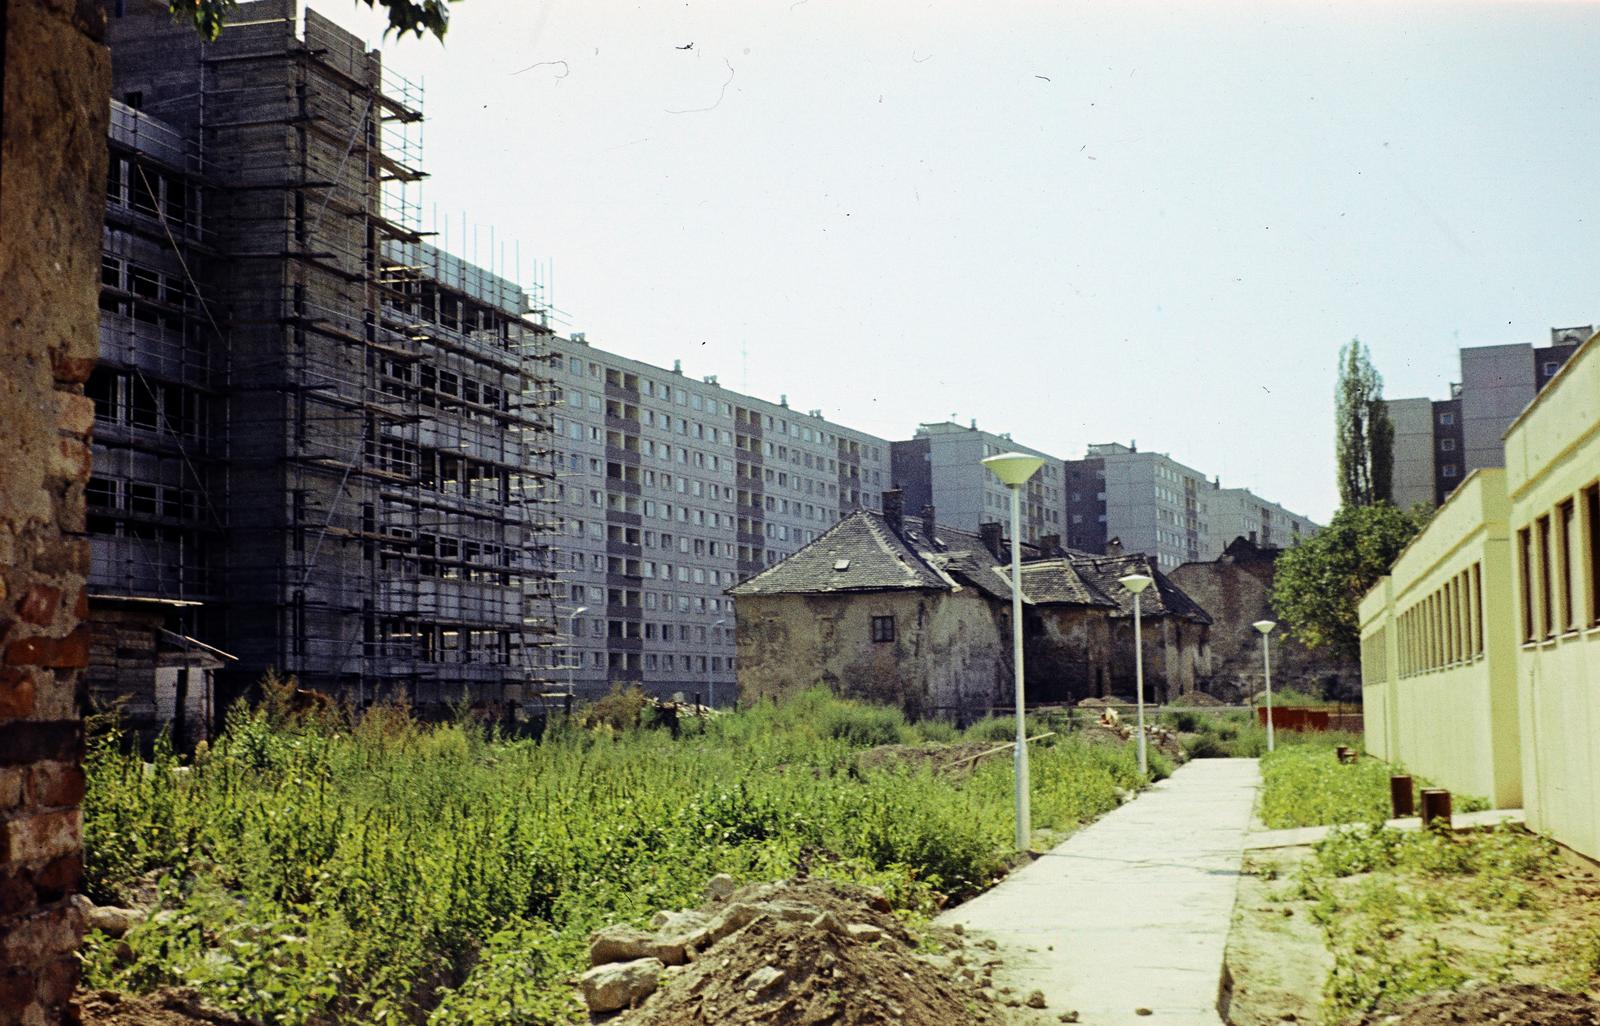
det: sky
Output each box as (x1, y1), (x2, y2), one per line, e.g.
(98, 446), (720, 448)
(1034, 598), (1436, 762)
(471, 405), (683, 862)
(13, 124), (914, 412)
(317, 0), (1600, 524)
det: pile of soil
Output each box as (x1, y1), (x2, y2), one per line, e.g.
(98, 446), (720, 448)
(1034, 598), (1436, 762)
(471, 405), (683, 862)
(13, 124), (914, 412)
(857, 741), (1017, 777)
(598, 877), (1013, 1025)
(1342, 983), (1600, 1026)
(1167, 691), (1224, 707)
(78, 989), (247, 1026)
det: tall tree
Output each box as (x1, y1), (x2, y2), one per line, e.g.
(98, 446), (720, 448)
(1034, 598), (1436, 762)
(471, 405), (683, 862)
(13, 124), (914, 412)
(1335, 339), (1394, 507)
(1271, 502), (1426, 662)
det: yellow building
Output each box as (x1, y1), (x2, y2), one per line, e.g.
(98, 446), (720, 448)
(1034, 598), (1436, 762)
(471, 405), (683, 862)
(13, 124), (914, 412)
(1358, 468), (1522, 808)
(1503, 330), (1600, 860)
(1360, 329), (1600, 859)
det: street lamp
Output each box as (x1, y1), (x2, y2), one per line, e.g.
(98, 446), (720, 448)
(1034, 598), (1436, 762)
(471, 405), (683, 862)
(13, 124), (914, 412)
(982, 451), (1045, 852)
(566, 606), (588, 698)
(1253, 620), (1277, 752)
(709, 618), (727, 708)
(1118, 573), (1154, 776)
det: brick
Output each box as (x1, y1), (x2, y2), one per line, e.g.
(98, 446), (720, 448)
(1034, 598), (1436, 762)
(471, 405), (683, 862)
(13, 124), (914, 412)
(0, 672), (35, 719)
(0, 906), (83, 969)
(72, 590), (87, 621)
(28, 762), (85, 808)
(0, 810), (80, 865)
(14, 588), (59, 628)
(0, 869), (36, 919)
(50, 393), (95, 438)
(50, 439), (92, 485)
(49, 355), (96, 385)
(3, 627), (89, 669)
(37, 955), (79, 1006)
(0, 768), (23, 809)
(32, 855), (81, 901)
(0, 723), (80, 766)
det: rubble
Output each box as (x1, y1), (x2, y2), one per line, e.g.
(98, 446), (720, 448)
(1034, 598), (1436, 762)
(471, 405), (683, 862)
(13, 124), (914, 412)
(583, 876), (1009, 1025)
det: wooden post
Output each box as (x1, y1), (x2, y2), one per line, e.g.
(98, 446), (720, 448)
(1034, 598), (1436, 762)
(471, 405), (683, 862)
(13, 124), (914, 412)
(1389, 775), (1414, 818)
(1420, 788), (1452, 831)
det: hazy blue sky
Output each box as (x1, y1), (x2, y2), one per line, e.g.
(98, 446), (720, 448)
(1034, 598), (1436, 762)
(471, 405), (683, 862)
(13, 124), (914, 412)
(320, 0), (1599, 523)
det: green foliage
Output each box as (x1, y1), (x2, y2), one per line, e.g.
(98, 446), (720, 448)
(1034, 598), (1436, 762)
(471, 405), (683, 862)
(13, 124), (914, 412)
(962, 714), (1053, 744)
(167, 0), (450, 41)
(81, 686), (1148, 1025)
(1259, 743), (1489, 829)
(1271, 501), (1426, 661)
(1336, 338), (1395, 508)
(1299, 824), (1567, 1020)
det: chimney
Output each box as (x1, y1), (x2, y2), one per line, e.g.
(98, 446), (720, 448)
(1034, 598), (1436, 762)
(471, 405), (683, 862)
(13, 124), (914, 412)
(1106, 536), (1124, 556)
(919, 504), (936, 543)
(672, 359), (682, 375)
(780, 394), (789, 408)
(1038, 533), (1060, 555)
(979, 522), (1005, 561)
(969, 418), (977, 430)
(882, 489), (905, 535)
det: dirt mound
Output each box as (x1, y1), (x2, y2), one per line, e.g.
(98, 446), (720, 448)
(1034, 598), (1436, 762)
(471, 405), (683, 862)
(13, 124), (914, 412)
(1342, 984), (1600, 1026)
(593, 877), (1011, 1025)
(857, 741), (1012, 777)
(1167, 691), (1224, 707)
(78, 989), (247, 1026)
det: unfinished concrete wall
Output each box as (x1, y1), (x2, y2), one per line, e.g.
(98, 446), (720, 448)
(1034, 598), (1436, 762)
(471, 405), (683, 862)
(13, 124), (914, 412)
(734, 590), (1008, 723)
(1, 0), (111, 1021)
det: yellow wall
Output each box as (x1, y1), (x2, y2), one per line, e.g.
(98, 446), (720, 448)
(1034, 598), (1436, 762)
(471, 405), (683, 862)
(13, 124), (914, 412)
(1358, 469), (1522, 808)
(1504, 332), (1600, 859)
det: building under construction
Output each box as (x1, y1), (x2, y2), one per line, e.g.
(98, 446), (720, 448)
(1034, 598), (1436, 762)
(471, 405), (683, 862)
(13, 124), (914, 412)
(90, 0), (560, 727)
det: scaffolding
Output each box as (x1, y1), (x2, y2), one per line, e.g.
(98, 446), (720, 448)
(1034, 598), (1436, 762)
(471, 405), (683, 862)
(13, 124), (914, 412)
(90, 0), (560, 710)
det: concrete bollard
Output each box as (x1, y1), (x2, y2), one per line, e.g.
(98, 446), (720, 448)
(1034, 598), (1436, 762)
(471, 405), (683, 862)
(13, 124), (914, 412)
(1419, 788), (1452, 832)
(1389, 775), (1415, 818)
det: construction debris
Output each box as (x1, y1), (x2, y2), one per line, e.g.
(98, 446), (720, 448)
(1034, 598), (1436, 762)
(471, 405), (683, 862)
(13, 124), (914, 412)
(585, 877), (1009, 1025)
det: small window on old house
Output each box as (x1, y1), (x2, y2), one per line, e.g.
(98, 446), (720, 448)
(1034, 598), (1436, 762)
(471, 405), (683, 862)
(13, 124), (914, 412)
(870, 616), (895, 643)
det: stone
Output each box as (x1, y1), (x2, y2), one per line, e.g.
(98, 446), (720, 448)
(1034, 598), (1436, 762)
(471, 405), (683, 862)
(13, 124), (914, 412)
(0, 810), (80, 865)
(845, 922), (884, 943)
(1027, 990), (1048, 1008)
(706, 901), (763, 942)
(745, 965), (785, 993)
(588, 924), (659, 966)
(1059, 1012), (1080, 1023)
(1136, 1008), (1153, 1016)
(809, 911), (844, 934)
(578, 957), (663, 1013)
(74, 897), (143, 938)
(704, 873), (737, 902)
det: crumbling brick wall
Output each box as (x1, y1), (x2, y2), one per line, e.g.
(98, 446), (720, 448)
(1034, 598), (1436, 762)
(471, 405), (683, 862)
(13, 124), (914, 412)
(1, 0), (111, 1022)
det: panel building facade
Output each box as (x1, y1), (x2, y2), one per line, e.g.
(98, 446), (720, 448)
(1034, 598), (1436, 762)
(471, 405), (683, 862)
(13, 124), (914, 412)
(546, 334), (892, 699)
(889, 422), (1067, 544)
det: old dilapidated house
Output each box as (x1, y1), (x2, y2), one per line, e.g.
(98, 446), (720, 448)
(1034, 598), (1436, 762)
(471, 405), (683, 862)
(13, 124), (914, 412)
(729, 492), (1214, 720)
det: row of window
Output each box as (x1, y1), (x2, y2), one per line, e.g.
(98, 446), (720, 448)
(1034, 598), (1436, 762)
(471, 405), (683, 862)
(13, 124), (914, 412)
(1397, 562), (1485, 678)
(1517, 483), (1600, 642)
(87, 369), (212, 441)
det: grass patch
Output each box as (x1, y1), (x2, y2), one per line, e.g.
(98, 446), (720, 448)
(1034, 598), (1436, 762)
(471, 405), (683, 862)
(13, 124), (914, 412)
(1257, 744), (1488, 829)
(1286, 824), (1600, 1022)
(81, 685), (1155, 1026)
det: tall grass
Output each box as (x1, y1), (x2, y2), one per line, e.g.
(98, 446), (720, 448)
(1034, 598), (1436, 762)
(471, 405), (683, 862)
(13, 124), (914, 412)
(1256, 743), (1487, 829)
(81, 686), (1152, 1025)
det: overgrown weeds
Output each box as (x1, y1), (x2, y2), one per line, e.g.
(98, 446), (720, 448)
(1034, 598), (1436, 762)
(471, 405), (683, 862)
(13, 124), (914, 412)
(81, 685), (1153, 1025)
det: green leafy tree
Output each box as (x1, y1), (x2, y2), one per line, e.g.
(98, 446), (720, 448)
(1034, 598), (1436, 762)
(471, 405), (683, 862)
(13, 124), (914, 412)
(1271, 502), (1425, 661)
(168, 0), (450, 42)
(1336, 339), (1394, 507)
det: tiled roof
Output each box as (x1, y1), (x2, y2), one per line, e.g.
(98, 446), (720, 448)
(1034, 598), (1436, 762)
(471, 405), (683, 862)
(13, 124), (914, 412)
(727, 510), (952, 596)
(1073, 554), (1213, 624)
(1017, 560), (1118, 608)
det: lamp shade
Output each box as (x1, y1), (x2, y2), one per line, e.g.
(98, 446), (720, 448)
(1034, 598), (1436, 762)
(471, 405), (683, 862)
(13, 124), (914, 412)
(572, 606), (588, 617)
(1253, 619), (1276, 635)
(982, 452), (1045, 487)
(1118, 573), (1153, 595)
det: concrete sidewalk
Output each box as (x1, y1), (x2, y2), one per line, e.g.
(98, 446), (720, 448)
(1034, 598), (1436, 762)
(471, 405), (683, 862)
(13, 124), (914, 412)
(938, 759), (1261, 1026)
(1244, 807), (1525, 850)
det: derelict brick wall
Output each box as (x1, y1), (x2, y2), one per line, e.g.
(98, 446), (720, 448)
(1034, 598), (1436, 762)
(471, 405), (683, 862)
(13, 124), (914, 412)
(0, 0), (111, 1021)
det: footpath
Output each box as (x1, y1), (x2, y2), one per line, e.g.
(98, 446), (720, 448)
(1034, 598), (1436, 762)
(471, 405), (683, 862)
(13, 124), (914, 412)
(938, 758), (1261, 1026)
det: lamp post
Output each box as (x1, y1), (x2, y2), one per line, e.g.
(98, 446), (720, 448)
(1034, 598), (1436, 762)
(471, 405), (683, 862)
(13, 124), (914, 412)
(709, 618), (726, 708)
(1118, 573), (1154, 776)
(982, 451), (1045, 852)
(1253, 620), (1277, 752)
(566, 606), (588, 698)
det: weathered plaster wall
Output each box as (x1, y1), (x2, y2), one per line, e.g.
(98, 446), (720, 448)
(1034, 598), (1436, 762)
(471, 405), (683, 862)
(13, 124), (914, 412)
(1171, 556), (1356, 700)
(1025, 607), (1111, 704)
(1, 0), (110, 1020)
(734, 590), (1009, 722)
(1104, 617), (1210, 703)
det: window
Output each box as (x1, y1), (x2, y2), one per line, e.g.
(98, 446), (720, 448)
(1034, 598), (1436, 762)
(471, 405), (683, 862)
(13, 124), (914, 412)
(1537, 515), (1554, 639)
(1558, 499), (1576, 632)
(1441, 464), (1458, 479)
(1440, 438), (1456, 452)
(870, 615), (895, 643)
(1439, 411), (1455, 426)
(1586, 484), (1600, 627)
(1518, 527), (1535, 643)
